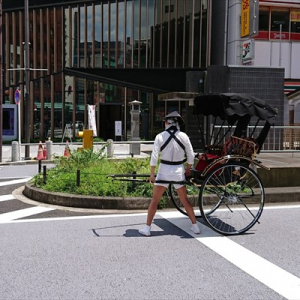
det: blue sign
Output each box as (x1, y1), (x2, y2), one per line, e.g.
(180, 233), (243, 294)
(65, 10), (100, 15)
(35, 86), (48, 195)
(14, 89), (20, 105)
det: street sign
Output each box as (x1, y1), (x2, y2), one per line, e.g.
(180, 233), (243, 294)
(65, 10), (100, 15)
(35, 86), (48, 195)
(14, 89), (20, 105)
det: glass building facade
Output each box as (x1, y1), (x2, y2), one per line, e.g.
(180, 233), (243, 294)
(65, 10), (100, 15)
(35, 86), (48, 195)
(3, 0), (210, 141)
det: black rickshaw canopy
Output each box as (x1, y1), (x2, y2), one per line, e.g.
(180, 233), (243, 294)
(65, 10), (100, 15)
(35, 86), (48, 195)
(193, 93), (278, 152)
(193, 93), (277, 125)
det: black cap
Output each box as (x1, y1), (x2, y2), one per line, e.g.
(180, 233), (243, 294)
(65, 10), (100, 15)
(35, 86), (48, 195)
(164, 111), (184, 125)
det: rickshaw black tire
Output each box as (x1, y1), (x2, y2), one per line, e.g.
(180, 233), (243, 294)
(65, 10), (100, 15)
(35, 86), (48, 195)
(168, 184), (202, 218)
(199, 163), (265, 235)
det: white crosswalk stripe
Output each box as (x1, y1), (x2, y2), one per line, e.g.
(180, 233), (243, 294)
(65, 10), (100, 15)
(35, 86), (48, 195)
(0, 195), (15, 202)
(0, 206), (55, 223)
(0, 178), (31, 187)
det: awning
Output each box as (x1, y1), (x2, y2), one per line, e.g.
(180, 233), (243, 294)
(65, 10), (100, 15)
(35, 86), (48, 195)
(64, 67), (203, 94)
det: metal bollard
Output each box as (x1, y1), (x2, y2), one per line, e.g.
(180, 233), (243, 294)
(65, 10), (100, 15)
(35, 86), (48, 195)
(77, 169), (80, 187)
(11, 141), (19, 162)
(107, 139), (114, 158)
(45, 140), (52, 160)
(43, 166), (47, 184)
(38, 159), (42, 173)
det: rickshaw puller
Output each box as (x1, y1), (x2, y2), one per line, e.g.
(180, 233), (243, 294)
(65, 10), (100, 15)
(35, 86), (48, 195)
(139, 111), (200, 237)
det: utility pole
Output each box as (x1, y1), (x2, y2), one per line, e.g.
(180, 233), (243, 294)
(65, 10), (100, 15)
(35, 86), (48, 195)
(274, 20), (284, 67)
(0, 0), (3, 162)
(279, 23), (282, 67)
(24, 0), (30, 158)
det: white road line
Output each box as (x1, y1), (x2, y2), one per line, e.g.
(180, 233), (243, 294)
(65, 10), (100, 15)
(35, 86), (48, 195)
(0, 207), (55, 223)
(264, 204), (300, 210)
(0, 195), (15, 202)
(0, 178), (31, 187)
(158, 211), (300, 300)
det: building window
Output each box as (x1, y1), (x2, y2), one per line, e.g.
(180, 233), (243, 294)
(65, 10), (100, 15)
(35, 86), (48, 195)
(257, 6), (300, 40)
(259, 6), (269, 31)
(270, 8), (289, 32)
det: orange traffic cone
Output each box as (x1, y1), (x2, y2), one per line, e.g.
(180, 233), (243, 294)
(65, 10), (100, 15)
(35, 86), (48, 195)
(64, 140), (71, 157)
(36, 141), (44, 160)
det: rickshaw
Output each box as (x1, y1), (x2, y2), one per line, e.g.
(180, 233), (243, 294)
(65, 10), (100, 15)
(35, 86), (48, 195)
(111, 93), (278, 236)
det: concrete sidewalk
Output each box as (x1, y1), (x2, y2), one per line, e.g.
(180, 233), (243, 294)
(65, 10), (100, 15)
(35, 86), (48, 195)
(0, 143), (152, 165)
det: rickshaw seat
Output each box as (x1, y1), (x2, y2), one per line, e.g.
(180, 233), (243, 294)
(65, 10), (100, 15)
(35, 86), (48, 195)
(222, 136), (259, 159)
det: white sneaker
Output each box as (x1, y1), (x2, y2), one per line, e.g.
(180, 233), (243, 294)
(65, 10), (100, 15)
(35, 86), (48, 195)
(191, 223), (201, 234)
(139, 225), (151, 237)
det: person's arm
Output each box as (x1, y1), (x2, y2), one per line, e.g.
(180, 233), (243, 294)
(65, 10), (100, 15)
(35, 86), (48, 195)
(150, 135), (160, 182)
(184, 134), (195, 177)
(150, 165), (156, 183)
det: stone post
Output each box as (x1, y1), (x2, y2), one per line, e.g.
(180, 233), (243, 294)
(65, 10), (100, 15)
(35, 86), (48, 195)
(11, 141), (19, 162)
(129, 100), (142, 156)
(45, 140), (52, 160)
(107, 139), (114, 158)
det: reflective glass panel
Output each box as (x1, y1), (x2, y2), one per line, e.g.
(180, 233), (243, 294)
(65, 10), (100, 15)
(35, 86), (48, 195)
(95, 4), (102, 67)
(117, 0), (125, 67)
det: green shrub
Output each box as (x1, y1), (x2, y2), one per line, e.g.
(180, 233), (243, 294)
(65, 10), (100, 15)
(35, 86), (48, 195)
(31, 147), (155, 199)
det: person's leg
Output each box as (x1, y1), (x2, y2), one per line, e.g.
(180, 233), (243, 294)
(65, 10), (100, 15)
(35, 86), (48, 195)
(146, 185), (167, 226)
(176, 186), (200, 234)
(139, 185), (166, 236)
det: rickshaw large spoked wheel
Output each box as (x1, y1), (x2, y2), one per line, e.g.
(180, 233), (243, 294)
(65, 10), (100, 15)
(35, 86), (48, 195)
(168, 183), (202, 218)
(199, 163), (265, 235)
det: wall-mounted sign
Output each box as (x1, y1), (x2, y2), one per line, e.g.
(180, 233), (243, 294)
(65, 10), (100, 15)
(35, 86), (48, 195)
(241, 0), (250, 37)
(241, 0), (259, 38)
(115, 121), (122, 136)
(242, 39), (255, 62)
(291, 10), (300, 22)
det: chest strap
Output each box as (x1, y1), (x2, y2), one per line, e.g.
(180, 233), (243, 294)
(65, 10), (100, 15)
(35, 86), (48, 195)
(160, 126), (185, 152)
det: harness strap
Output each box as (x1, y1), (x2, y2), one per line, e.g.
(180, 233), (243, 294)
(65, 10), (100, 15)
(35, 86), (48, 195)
(160, 158), (187, 165)
(160, 126), (185, 151)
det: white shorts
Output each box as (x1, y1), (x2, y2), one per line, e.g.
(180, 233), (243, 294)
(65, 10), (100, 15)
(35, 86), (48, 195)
(155, 173), (186, 189)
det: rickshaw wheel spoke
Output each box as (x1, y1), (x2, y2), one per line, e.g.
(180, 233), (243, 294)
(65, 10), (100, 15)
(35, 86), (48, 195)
(199, 163), (265, 235)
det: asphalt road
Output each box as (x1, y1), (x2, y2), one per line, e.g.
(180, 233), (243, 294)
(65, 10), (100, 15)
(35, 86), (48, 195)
(0, 165), (300, 300)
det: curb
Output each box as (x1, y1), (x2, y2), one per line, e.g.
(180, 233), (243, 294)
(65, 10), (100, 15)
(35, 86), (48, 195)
(264, 187), (300, 203)
(23, 183), (151, 210)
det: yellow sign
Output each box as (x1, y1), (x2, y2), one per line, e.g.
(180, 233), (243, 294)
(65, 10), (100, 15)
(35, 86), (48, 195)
(241, 0), (250, 37)
(291, 10), (300, 22)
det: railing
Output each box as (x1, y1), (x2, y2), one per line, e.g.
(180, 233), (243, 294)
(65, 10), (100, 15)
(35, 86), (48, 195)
(210, 125), (300, 152)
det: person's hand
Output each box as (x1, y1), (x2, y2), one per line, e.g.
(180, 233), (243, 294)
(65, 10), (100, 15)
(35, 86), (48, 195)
(185, 168), (191, 178)
(185, 164), (192, 178)
(149, 174), (155, 183)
